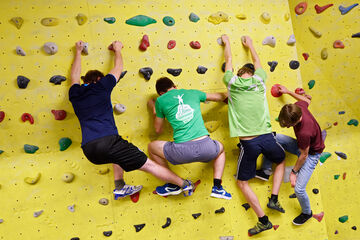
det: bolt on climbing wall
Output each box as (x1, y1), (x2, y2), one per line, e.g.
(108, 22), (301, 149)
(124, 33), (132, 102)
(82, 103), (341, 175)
(0, 0), (335, 239)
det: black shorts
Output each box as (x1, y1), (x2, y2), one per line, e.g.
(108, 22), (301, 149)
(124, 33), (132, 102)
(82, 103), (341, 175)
(82, 135), (147, 172)
(236, 133), (285, 181)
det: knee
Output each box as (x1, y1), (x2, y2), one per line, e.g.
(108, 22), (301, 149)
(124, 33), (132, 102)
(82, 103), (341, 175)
(237, 180), (248, 189)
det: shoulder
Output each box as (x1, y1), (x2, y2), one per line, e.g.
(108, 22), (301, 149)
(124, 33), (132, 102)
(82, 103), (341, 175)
(295, 101), (309, 108)
(254, 68), (267, 79)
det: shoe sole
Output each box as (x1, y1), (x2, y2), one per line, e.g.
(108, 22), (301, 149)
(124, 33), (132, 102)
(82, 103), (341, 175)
(156, 189), (182, 196)
(210, 193), (232, 200)
(255, 175), (269, 181)
(267, 204), (285, 213)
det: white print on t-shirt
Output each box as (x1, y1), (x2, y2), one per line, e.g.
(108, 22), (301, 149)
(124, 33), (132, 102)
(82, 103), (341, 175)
(174, 94), (194, 124)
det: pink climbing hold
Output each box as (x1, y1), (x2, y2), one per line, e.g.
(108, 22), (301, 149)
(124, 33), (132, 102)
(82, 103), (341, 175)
(0, 111), (4, 122)
(302, 53), (309, 60)
(21, 113), (34, 124)
(139, 35), (150, 51)
(167, 40), (176, 49)
(295, 88), (305, 95)
(313, 212), (324, 222)
(271, 84), (282, 97)
(315, 4), (334, 14)
(273, 225), (279, 230)
(295, 2), (308, 15)
(333, 40), (345, 49)
(189, 41), (201, 49)
(51, 110), (67, 120)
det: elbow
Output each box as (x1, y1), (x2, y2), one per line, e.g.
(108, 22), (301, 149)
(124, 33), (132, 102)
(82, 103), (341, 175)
(155, 128), (162, 134)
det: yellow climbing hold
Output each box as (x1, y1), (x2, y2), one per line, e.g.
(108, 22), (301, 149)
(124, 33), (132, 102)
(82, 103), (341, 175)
(284, 13), (290, 21)
(62, 172), (75, 183)
(76, 13), (87, 25)
(41, 17), (59, 26)
(205, 121), (221, 133)
(24, 173), (41, 185)
(321, 48), (328, 60)
(261, 12), (271, 22)
(97, 167), (110, 175)
(236, 14), (246, 20)
(309, 26), (322, 38)
(208, 11), (229, 25)
(11, 17), (24, 29)
(323, 122), (332, 130)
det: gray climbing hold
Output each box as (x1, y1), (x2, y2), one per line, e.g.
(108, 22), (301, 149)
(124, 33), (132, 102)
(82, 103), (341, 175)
(33, 210), (44, 217)
(352, 32), (360, 38)
(0, 219), (3, 223)
(167, 68), (182, 77)
(335, 151), (347, 159)
(17, 75), (30, 89)
(114, 104), (126, 114)
(217, 37), (224, 45)
(82, 42), (89, 55)
(43, 42), (58, 55)
(215, 207), (225, 214)
(162, 217), (171, 228)
(262, 36), (276, 47)
(267, 61), (278, 72)
(192, 213), (201, 219)
(120, 71), (127, 79)
(189, 12), (200, 22)
(16, 46), (26, 56)
(103, 231), (112, 237)
(219, 237), (234, 240)
(197, 66), (208, 74)
(99, 198), (109, 205)
(289, 60), (300, 70)
(139, 67), (153, 80)
(50, 75), (66, 85)
(67, 204), (75, 212)
(134, 223), (145, 232)
(287, 34), (296, 45)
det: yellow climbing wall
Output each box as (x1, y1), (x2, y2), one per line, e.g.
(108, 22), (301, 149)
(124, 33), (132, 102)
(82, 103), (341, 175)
(288, 1), (360, 239)
(0, 0), (357, 239)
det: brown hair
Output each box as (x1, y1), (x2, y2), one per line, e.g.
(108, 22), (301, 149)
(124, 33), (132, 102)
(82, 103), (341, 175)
(278, 104), (302, 128)
(237, 63), (255, 77)
(156, 77), (175, 95)
(81, 70), (104, 84)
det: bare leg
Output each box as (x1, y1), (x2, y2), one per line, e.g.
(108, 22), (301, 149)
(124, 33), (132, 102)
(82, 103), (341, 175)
(113, 164), (124, 180)
(148, 141), (169, 168)
(213, 142), (225, 179)
(271, 160), (285, 195)
(237, 180), (265, 217)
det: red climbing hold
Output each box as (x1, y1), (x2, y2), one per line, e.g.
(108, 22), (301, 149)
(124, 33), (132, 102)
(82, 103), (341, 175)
(167, 40), (176, 49)
(139, 35), (150, 51)
(130, 191), (140, 203)
(302, 53), (309, 60)
(0, 111), (4, 122)
(333, 40), (345, 49)
(21, 113), (34, 124)
(295, 88), (305, 95)
(51, 110), (67, 120)
(295, 2), (308, 15)
(273, 225), (280, 230)
(271, 84), (282, 97)
(343, 172), (347, 180)
(313, 212), (324, 222)
(190, 41), (201, 49)
(334, 122), (338, 126)
(315, 4), (334, 14)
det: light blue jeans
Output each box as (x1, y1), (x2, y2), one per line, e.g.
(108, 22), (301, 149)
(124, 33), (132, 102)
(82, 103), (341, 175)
(262, 133), (320, 215)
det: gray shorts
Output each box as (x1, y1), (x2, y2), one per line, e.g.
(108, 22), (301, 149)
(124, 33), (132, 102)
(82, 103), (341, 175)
(163, 136), (220, 165)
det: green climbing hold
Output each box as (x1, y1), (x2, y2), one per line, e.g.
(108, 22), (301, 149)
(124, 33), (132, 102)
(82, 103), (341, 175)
(24, 144), (39, 154)
(163, 16), (175, 26)
(0, 150), (3, 154)
(347, 119), (359, 126)
(334, 174), (340, 180)
(275, 117), (279, 122)
(125, 15), (157, 27)
(104, 17), (116, 24)
(59, 138), (72, 151)
(308, 80), (315, 89)
(319, 152), (331, 163)
(339, 215), (348, 223)
(189, 13), (200, 22)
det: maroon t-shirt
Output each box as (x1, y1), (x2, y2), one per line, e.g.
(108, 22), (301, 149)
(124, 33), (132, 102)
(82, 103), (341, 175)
(293, 101), (325, 155)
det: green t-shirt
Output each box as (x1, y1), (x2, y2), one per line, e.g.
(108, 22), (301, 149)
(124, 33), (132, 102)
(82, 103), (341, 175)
(155, 89), (209, 143)
(223, 68), (272, 137)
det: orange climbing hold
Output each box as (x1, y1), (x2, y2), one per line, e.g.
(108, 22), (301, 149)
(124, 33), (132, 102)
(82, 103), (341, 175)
(302, 53), (309, 60)
(315, 4), (334, 14)
(343, 172), (347, 180)
(313, 212), (324, 222)
(273, 225), (280, 230)
(21, 113), (34, 124)
(295, 2), (308, 15)
(333, 40), (345, 49)
(139, 35), (150, 51)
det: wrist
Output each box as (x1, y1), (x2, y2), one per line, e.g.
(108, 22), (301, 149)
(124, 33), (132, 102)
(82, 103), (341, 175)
(291, 169), (299, 174)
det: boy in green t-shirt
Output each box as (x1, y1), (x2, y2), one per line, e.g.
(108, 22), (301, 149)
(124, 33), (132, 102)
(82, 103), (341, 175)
(221, 34), (286, 236)
(147, 77), (231, 199)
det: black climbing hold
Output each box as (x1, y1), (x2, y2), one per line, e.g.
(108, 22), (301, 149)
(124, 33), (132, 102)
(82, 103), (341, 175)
(120, 71), (127, 80)
(289, 60), (300, 70)
(196, 66), (208, 74)
(192, 213), (201, 219)
(167, 68), (182, 77)
(17, 75), (30, 89)
(289, 193), (297, 198)
(70, 238), (80, 240)
(352, 226), (357, 230)
(352, 32), (360, 38)
(267, 61), (278, 72)
(335, 151), (347, 159)
(241, 203), (250, 211)
(134, 223), (145, 232)
(215, 207), (225, 214)
(312, 188), (319, 194)
(103, 231), (112, 237)
(162, 217), (171, 228)
(139, 67), (153, 80)
(50, 75), (66, 85)
(221, 62), (226, 72)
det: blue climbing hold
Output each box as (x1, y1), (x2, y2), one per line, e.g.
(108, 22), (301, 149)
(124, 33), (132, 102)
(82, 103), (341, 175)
(339, 3), (358, 15)
(352, 32), (360, 38)
(339, 111), (345, 115)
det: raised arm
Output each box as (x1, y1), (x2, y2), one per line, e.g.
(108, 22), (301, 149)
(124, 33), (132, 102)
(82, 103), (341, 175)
(206, 92), (228, 102)
(242, 36), (262, 70)
(108, 41), (124, 81)
(279, 85), (311, 105)
(221, 34), (233, 72)
(70, 41), (84, 86)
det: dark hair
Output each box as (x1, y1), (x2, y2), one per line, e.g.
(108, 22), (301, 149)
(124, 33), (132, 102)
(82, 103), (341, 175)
(156, 77), (175, 95)
(278, 104), (302, 128)
(81, 70), (104, 84)
(237, 63), (255, 77)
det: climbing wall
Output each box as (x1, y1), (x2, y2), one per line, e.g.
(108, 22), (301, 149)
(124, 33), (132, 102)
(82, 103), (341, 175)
(288, 1), (360, 239)
(1, 0), (357, 239)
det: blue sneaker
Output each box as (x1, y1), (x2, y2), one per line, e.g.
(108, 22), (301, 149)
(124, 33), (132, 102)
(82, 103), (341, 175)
(113, 184), (142, 198)
(182, 179), (194, 196)
(156, 183), (182, 196)
(210, 186), (232, 200)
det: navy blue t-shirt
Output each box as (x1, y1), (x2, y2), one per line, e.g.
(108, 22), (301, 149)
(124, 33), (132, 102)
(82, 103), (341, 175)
(69, 74), (118, 146)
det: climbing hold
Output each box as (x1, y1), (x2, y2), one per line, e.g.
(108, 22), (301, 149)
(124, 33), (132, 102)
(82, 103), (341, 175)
(43, 42), (58, 55)
(333, 40), (345, 49)
(41, 18), (59, 26)
(67, 204), (75, 212)
(335, 230), (339, 234)
(309, 27), (322, 38)
(352, 226), (357, 230)
(33, 210), (44, 218)
(24, 144), (39, 154)
(313, 212), (324, 222)
(130, 191), (140, 203)
(215, 207), (225, 214)
(139, 67), (153, 80)
(339, 4), (358, 15)
(262, 36), (276, 47)
(71, 238), (80, 240)
(320, 152), (331, 163)
(189, 12), (200, 22)
(334, 122), (338, 126)
(241, 203), (250, 210)
(312, 188), (319, 194)
(236, 14), (247, 20)
(197, 66), (208, 74)
(308, 80), (315, 89)
(339, 111), (345, 114)
(103, 17), (116, 24)
(221, 62), (226, 72)
(139, 35), (150, 51)
(343, 172), (347, 180)
(167, 40), (176, 49)
(51, 110), (67, 120)
(162, 217), (171, 228)
(11, 17), (24, 29)
(271, 84), (282, 97)
(273, 225), (280, 230)
(17, 75), (30, 89)
(205, 121), (220, 133)
(125, 15), (157, 27)
(82, 42), (89, 55)
(334, 174), (340, 180)
(21, 113), (34, 124)
(120, 71), (127, 80)
(59, 137), (72, 151)
(302, 53), (309, 60)
(76, 13), (87, 25)
(335, 151), (347, 159)
(192, 213), (201, 219)
(321, 48), (328, 60)
(295, 88), (305, 95)
(289, 60), (300, 70)
(134, 224), (145, 232)
(275, 117), (279, 122)
(97, 167), (110, 175)
(295, 2), (307, 15)
(217, 37), (224, 46)
(352, 32), (360, 38)
(114, 104), (126, 114)
(167, 68), (182, 77)
(16, 46), (26, 56)
(24, 172), (41, 184)
(289, 193), (297, 198)
(99, 198), (109, 205)
(208, 11), (229, 25)
(0, 111), (4, 122)
(50, 75), (66, 85)
(62, 172), (75, 183)
(163, 16), (175, 26)
(284, 13), (290, 21)
(287, 34), (296, 45)
(103, 231), (112, 237)
(315, 4), (333, 14)
(261, 12), (271, 22)
(189, 41), (201, 49)
(267, 61), (278, 72)
(339, 215), (348, 223)
(348, 119), (359, 126)
(0, 219), (3, 223)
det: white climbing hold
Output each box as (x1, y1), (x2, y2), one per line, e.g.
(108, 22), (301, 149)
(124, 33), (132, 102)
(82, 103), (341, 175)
(82, 42), (89, 55)
(287, 34), (296, 45)
(33, 210), (44, 217)
(262, 36), (276, 47)
(67, 204), (75, 212)
(16, 46), (26, 56)
(114, 104), (126, 114)
(43, 42), (58, 55)
(261, 12), (271, 22)
(99, 198), (109, 205)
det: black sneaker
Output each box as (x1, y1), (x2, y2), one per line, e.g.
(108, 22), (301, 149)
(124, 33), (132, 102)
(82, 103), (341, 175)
(255, 170), (270, 181)
(293, 211), (313, 225)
